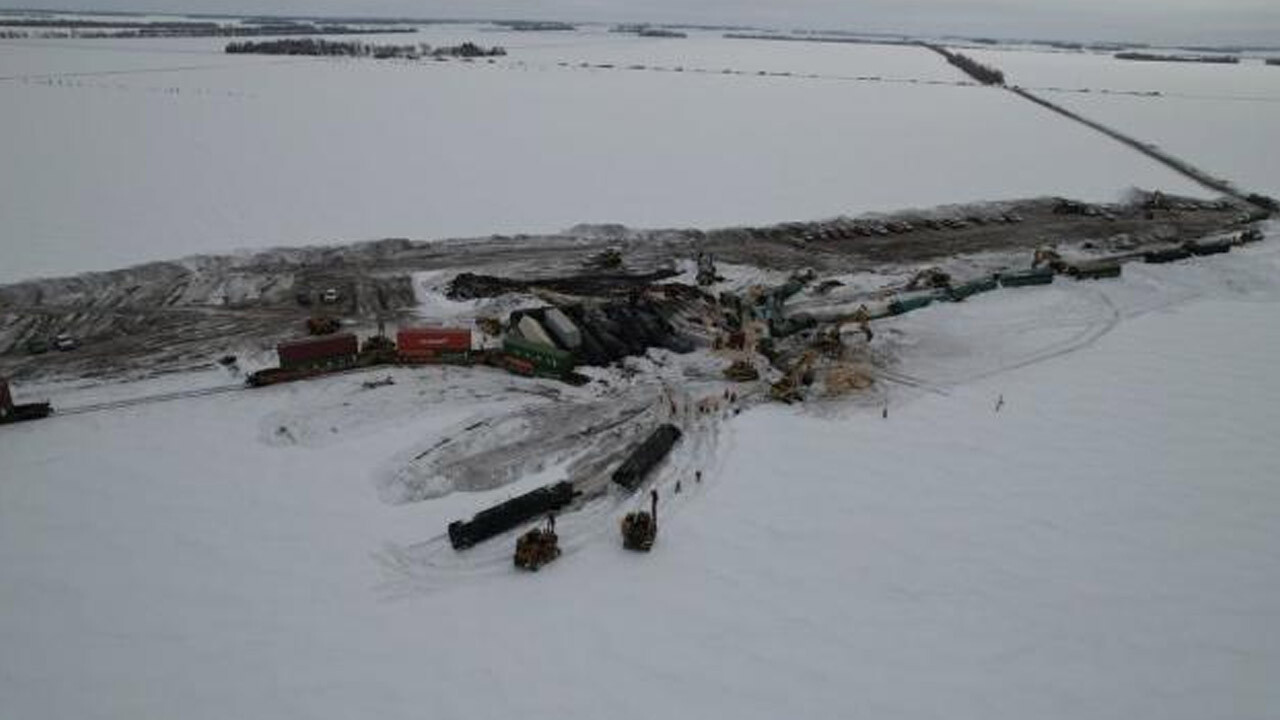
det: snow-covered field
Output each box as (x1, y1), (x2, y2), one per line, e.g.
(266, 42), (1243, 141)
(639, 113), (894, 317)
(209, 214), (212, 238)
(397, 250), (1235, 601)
(965, 46), (1280, 198)
(0, 28), (1219, 282)
(3, 229), (1278, 719)
(3, 23), (1279, 718)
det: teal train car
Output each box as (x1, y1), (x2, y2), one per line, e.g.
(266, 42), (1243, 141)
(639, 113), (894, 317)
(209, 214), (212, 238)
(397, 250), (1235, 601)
(947, 276), (998, 301)
(998, 267), (1054, 287)
(503, 335), (575, 377)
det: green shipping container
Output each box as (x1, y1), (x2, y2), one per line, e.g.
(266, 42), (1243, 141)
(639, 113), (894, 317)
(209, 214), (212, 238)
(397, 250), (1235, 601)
(503, 335), (575, 376)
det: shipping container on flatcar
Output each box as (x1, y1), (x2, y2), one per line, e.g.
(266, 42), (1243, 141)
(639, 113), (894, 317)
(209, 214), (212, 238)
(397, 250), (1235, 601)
(397, 327), (472, 363)
(277, 333), (359, 370)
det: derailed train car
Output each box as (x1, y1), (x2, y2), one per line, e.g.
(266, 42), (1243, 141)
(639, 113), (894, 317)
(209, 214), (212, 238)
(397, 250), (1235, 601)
(448, 481), (579, 550)
(612, 424), (683, 491)
(397, 327), (472, 364)
(0, 377), (52, 425)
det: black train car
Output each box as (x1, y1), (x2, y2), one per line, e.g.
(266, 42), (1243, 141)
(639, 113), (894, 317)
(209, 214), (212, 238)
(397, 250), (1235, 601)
(612, 424), (683, 491)
(448, 481), (578, 550)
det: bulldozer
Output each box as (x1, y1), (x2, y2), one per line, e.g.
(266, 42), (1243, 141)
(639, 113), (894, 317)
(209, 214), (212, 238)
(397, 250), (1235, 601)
(621, 489), (658, 552)
(514, 516), (561, 571)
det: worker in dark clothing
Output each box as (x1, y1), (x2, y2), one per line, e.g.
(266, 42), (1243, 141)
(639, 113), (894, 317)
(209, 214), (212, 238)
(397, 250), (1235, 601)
(695, 470), (702, 483)
(547, 513), (556, 533)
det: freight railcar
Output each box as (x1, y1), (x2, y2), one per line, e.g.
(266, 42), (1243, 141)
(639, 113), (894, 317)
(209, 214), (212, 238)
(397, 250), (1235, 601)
(278, 333), (360, 370)
(612, 424), (683, 491)
(397, 327), (472, 364)
(998, 267), (1055, 287)
(247, 333), (361, 386)
(502, 335), (575, 377)
(448, 481), (578, 550)
(0, 377), (52, 425)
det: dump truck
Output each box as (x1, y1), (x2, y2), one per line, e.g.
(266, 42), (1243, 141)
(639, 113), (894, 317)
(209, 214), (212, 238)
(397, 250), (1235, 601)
(612, 424), (683, 491)
(449, 481), (578, 550)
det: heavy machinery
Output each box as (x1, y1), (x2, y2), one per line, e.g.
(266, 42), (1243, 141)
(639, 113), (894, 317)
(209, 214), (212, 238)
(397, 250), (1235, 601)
(513, 516), (561, 571)
(621, 490), (658, 552)
(306, 316), (340, 335)
(770, 350), (817, 403)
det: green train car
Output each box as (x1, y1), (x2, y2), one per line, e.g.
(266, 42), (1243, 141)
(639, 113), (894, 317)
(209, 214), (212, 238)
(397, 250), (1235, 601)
(503, 335), (575, 377)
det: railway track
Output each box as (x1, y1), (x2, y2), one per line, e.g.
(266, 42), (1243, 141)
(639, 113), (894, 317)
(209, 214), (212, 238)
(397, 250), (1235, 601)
(54, 383), (246, 416)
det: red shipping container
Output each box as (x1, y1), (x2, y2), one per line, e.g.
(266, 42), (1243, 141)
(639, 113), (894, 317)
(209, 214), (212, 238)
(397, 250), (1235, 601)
(277, 333), (359, 369)
(397, 327), (471, 358)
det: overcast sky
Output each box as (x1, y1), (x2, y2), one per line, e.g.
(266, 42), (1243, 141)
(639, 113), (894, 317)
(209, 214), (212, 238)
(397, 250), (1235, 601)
(8, 0), (1280, 45)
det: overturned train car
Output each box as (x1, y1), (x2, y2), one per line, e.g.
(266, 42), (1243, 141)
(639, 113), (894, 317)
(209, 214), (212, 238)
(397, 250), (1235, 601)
(448, 481), (579, 550)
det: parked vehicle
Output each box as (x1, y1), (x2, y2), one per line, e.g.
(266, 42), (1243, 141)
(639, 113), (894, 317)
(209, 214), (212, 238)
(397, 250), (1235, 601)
(53, 333), (78, 351)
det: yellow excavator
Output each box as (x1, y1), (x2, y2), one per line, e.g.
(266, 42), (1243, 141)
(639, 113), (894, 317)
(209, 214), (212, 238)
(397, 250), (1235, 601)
(621, 489), (659, 551)
(514, 515), (561, 571)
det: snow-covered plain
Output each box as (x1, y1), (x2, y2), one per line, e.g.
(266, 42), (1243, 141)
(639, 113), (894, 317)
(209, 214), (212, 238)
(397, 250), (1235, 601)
(965, 46), (1280, 199)
(0, 28), (1217, 282)
(3, 233), (1279, 720)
